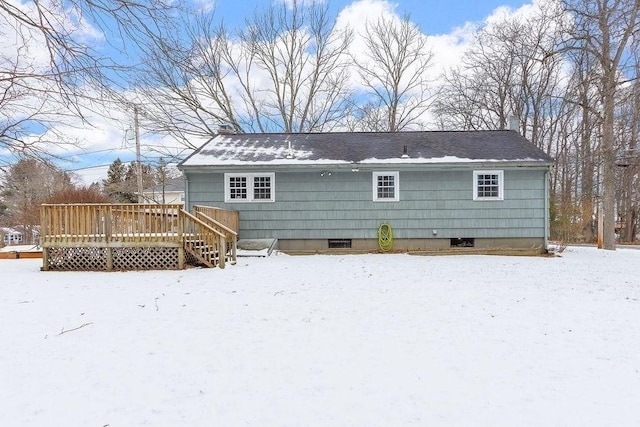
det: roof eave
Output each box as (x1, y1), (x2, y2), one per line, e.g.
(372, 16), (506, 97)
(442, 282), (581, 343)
(180, 159), (553, 173)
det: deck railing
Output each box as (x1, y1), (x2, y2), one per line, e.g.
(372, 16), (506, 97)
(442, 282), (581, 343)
(193, 206), (238, 263)
(40, 203), (182, 246)
(180, 209), (227, 268)
(193, 205), (239, 237)
(40, 203), (238, 270)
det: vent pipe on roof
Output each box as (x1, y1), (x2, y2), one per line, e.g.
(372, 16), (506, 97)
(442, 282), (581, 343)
(401, 145), (409, 158)
(286, 139), (293, 159)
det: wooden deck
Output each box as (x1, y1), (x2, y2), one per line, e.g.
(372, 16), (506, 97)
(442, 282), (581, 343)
(40, 204), (239, 271)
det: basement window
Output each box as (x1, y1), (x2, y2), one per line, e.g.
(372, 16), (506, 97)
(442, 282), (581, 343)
(328, 239), (352, 249)
(450, 238), (475, 248)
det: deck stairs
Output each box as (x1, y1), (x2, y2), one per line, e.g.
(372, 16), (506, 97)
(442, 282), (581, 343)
(181, 208), (238, 268)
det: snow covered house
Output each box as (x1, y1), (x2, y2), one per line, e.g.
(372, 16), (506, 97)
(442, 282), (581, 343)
(178, 130), (554, 253)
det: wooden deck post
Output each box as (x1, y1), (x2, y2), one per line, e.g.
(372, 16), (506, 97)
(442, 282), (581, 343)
(231, 235), (237, 264)
(106, 248), (113, 271)
(40, 205), (48, 271)
(178, 246), (184, 270)
(219, 236), (226, 269)
(41, 248), (49, 271)
(178, 209), (185, 269)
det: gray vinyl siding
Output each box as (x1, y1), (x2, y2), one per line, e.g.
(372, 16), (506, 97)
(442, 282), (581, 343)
(185, 168), (548, 240)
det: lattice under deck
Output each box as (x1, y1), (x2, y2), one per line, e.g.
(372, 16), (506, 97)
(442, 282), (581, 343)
(45, 247), (181, 271)
(46, 247), (107, 271)
(112, 247), (179, 270)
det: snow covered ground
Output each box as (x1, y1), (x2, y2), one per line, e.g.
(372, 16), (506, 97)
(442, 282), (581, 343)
(1, 246), (639, 426)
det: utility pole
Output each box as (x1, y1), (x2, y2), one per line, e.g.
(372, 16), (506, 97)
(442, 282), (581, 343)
(134, 106), (143, 204)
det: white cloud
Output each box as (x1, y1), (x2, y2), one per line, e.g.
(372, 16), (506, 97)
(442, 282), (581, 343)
(335, 0), (396, 32)
(333, 0), (485, 87)
(17, 93), (187, 184)
(335, 0), (398, 59)
(426, 0), (559, 81)
(425, 22), (478, 82)
(192, 0), (216, 14)
(336, 0), (425, 91)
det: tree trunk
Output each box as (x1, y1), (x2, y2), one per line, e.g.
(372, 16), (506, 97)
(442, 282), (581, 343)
(602, 75), (617, 250)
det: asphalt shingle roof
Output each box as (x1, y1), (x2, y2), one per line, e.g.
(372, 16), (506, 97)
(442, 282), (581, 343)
(180, 130), (554, 166)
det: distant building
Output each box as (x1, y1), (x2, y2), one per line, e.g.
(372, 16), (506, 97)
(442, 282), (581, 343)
(1, 227), (23, 246)
(142, 176), (186, 205)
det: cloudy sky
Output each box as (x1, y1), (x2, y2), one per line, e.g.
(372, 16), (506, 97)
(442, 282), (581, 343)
(5, 0), (535, 184)
(214, 0), (531, 35)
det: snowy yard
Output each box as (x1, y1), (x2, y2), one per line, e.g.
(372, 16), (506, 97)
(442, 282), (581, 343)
(1, 246), (639, 426)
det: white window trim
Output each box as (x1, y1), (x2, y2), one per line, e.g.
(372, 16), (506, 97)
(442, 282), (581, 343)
(473, 170), (504, 201)
(372, 171), (400, 202)
(224, 172), (275, 203)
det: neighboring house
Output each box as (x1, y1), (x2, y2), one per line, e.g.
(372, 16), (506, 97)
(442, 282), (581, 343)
(142, 176), (186, 205)
(1, 227), (23, 246)
(178, 130), (554, 253)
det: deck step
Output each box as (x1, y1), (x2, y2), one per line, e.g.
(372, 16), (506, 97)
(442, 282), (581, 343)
(184, 240), (236, 268)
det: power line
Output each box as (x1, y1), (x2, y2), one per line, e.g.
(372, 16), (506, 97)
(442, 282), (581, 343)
(63, 155), (184, 172)
(55, 147), (123, 159)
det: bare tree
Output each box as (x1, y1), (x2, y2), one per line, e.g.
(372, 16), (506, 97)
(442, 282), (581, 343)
(0, 0), (175, 167)
(435, 29), (518, 131)
(135, 13), (242, 147)
(562, 0), (640, 250)
(434, 69), (501, 131)
(238, 0), (354, 133)
(353, 14), (434, 132)
(435, 0), (566, 143)
(153, 157), (179, 204)
(0, 157), (73, 241)
(433, 1), (612, 243)
(613, 68), (640, 242)
(137, 0), (354, 140)
(561, 45), (603, 242)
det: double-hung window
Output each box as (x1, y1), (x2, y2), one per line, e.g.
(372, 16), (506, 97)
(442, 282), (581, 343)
(473, 170), (504, 201)
(225, 173), (275, 202)
(373, 171), (399, 202)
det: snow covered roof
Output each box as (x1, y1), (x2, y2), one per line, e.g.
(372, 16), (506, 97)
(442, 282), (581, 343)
(179, 130), (554, 168)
